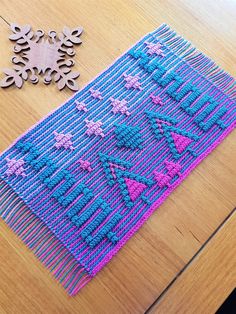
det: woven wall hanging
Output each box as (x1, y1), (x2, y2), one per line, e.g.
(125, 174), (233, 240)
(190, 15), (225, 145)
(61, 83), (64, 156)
(0, 24), (235, 295)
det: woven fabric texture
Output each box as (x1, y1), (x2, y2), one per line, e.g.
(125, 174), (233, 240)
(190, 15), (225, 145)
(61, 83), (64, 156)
(0, 24), (235, 295)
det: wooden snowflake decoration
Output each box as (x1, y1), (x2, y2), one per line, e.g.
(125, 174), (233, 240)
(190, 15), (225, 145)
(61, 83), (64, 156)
(0, 23), (83, 91)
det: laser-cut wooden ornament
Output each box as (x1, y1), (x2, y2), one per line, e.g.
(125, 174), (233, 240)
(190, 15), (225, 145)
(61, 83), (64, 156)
(0, 23), (83, 91)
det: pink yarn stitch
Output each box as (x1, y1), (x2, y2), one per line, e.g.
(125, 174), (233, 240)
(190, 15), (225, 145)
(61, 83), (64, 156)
(123, 74), (143, 90)
(75, 100), (88, 112)
(84, 119), (104, 137)
(79, 159), (92, 172)
(153, 172), (171, 188)
(165, 160), (182, 177)
(109, 162), (125, 179)
(53, 131), (74, 150)
(156, 118), (171, 134)
(90, 88), (103, 100)
(125, 178), (147, 202)
(5, 157), (26, 177)
(150, 93), (163, 105)
(110, 97), (130, 116)
(171, 132), (192, 154)
(145, 41), (165, 56)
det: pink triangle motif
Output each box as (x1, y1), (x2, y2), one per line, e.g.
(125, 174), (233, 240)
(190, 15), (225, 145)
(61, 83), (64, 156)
(171, 132), (192, 154)
(124, 178), (147, 202)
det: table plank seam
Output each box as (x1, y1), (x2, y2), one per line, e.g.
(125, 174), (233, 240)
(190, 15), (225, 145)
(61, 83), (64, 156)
(145, 206), (236, 313)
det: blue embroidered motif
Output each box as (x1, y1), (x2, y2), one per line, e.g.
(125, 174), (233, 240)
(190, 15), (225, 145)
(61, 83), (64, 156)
(114, 123), (143, 150)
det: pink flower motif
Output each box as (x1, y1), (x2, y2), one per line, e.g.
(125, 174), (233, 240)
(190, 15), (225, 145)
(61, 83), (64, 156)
(123, 74), (143, 90)
(145, 41), (165, 56)
(54, 131), (74, 150)
(110, 97), (130, 116)
(150, 93), (163, 105)
(90, 88), (103, 100)
(75, 100), (88, 112)
(5, 157), (26, 177)
(79, 159), (92, 172)
(84, 118), (104, 137)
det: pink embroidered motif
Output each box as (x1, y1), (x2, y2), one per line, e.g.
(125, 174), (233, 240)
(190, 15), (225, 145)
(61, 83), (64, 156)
(153, 172), (171, 188)
(123, 74), (143, 90)
(165, 160), (182, 177)
(110, 97), (130, 116)
(90, 88), (103, 100)
(109, 162), (125, 179)
(53, 131), (74, 150)
(79, 159), (92, 172)
(171, 132), (193, 154)
(145, 41), (165, 56)
(84, 119), (104, 137)
(5, 157), (26, 177)
(75, 100), (88, 112)
(156, 118), (171, 134)
(150, 93), (163, 105)
(124, 178), (147, 202)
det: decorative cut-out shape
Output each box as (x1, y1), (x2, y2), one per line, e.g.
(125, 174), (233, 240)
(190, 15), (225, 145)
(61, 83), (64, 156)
(110, 97), (130, 116)
(150, 93), (163, 105)
(124, 178), (147, 202)
(54, 131), (74, 150)
(75, 100), (88, 112)
(145, 41), (165, 56)
(84, 118), (104, 137)
(123, 73), (143, 90)
(90, 88), (103, 99)
(5, 157), (26, 177)
(79, 159), (92, 172)
(0, 23), (83, 91)
(114, 123), (143, 150)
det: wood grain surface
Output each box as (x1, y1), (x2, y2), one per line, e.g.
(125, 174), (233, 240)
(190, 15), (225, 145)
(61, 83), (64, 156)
(149, 209), (236, 314)
(0, 1), (235, 313)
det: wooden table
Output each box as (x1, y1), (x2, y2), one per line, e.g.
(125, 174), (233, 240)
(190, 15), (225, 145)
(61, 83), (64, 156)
(0, 1), (235, 313)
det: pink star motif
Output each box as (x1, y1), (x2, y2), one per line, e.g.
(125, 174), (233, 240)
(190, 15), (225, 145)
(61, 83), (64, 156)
(5, 157), (26, 177)
(123, 74), (143, 90)
(84, 118), (104, 137)
(90, 88), (103, 100)
(145, 41), (165, 56)
(150, 93), (163, 105)
(75, 100), (88, 112)
(79, 159), (92, 172)
(110, 97), (130, 116)
(53, 131), (74, 150)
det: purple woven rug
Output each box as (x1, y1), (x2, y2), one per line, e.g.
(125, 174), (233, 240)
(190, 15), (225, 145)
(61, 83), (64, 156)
(0, 24), (235, 295)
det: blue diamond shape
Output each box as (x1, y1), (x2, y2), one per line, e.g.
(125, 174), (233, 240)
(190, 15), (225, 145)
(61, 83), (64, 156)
(114, 123), (143, 150)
